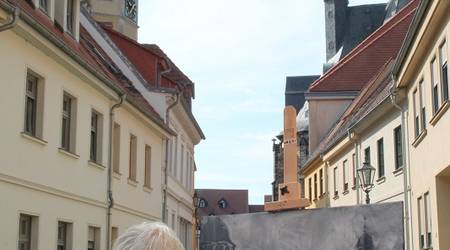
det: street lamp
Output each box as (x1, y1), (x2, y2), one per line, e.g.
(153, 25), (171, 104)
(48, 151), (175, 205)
(357, 162), (376, 204)
(193, 192), (201, 250)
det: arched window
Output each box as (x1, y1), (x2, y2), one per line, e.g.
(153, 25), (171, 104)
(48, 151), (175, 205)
(218, 198), (228, 209)
(198, 198), (208, 208)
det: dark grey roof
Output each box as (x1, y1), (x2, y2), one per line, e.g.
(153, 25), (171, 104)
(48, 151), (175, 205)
(285, 75), (320, 113)
(340, 4), (387, 58)
(385, 0), (411, 21)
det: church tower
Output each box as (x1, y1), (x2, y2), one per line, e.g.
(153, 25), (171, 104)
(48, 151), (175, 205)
(85, 0), (139, 40)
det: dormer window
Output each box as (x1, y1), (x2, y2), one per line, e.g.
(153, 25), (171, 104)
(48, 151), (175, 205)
(66, 0), (75, 34)
(39, 0), (48, 13)
(218, 198), (228, 209)
(198, 198), (208, 208)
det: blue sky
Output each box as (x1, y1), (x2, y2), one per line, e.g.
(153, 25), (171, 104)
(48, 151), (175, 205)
(139, 0), (388, 204)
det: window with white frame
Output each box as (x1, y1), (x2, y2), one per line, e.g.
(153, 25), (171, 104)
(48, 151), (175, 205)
(377, 138), (385, 178)
(352, 153), (356, 187)
(144, 145), (152, 188)
(24, 71), (44, 139)
(87, 226), (100, 250)
(128, 134), (137, 182)
(39, 0), (48, 13)
(431, 58), (440, 114)
(419, 80), (426, 130)
(90, 110), (103, 163)
(57, 221), (72, 250)
(112, 123), (121, 174)
(180, 144), (184, 182)
(319, 169), (323, 196)
(439, 40), (448, 102)
(413, 89), (420, 137)
(18, 214), (38, 250)
(394, 126), (403, 170)
(418, 193), (433, 249)
(173, 136), (178, 177)
(333, 166), (338, 197)
(343, 160), (349, 191)
(308, 177), (312, 202)
(61, 93), (76, 153)
(314, 173), (317, 200)
(66, 0), (75, 34)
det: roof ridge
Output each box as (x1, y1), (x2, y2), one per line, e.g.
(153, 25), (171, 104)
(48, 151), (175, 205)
(309, 0), (418, 91)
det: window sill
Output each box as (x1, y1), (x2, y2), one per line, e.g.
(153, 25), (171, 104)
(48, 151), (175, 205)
(342, 190), (349, 196)
(88, 160), (106, 170)
(127, 179), (138, 187)
(412, 129), (427, 148)
(143, 186), (152, 193)
(393, 167), (404, 176)
(430, 101), (450, 126)
(58, 148), (79, 159)
(113, 172), (122, 180)
(376, 176), (386, 184)
(21, 132), (47, 146)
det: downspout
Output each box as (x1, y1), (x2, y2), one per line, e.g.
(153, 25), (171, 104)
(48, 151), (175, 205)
(390, 78), (412, 250)
(0, 3), (19, 32)
(162, 93), (179, 223)
(107, 94), (125, 250)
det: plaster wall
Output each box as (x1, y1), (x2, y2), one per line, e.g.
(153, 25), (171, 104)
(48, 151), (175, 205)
(308, 99), (352, 152)
(404, 6), (450, 249)
(0, 20), (164, 249)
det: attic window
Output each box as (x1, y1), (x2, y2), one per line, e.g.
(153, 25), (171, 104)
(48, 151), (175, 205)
(218, 198), (228, 209)
(198, 198), (208, 208)
(66, 0), (75, 34)
(39, 0), (48, 13)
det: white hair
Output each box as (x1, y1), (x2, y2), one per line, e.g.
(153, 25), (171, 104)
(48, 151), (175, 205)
(113, 222), (185, 250)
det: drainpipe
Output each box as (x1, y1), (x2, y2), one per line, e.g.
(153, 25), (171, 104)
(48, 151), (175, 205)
(390, 80), (412, 250)
(0, 4), (19, 32)
(106, 94), (125, 250)
(162, 93), (179, 223)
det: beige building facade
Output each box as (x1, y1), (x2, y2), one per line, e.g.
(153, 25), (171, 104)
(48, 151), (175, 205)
(0, 0), (202, 249)
(394, 0), (450, 249)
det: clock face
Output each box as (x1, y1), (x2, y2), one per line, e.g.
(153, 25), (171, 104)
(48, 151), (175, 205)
(124, 0), (137, 22)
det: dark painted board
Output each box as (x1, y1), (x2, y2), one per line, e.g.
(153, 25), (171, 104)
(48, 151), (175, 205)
(200, 202), (404, 250)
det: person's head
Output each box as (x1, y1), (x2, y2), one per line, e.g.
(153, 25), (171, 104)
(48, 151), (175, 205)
(113, 222), (185, 250)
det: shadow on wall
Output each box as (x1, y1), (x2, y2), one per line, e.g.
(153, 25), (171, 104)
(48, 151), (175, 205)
(200, 202), (404, 250)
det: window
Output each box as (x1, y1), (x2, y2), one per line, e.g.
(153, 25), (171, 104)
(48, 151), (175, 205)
(377, 138), (385, 178)
(178, 218), (192, 250)
(39, 0), (48, 13)
(171, 213), (175, 229)
(185, 151), (189, 187)
(440, 41), (448, 102)
(364, 147), (371, 164)
(57, 221), (72, 250)
(144, 145), (152, 188)
(218, 198), (228, 209)
(173, 136), (178, 177)
(333, 167), (338, 196)
(61, 93), (76, 152)
(419, 80), (426, 130)
(352, 153), (356, 187)
(88, 226), (100, 250)
(198, 198), (208, 208)
(180, 144), (184, 182)
(313, 173), (317, 200)
(111, 227), (118, 248)
(308, 178), (312, 202)
(90, 110), (103, 163)
(319, 169), (323, 196)
(343, 160), (349, 191)
(394, 126), (403, 170)
(18, 214), (37, 250)
(24, 73), (38, 137)
(128, 134), (137, 181)
(112, 123), (120, 174)
(418, 193), (433, 249)
(431, 58), (440, 114)
(66, 0), (75, 34)
(413, 89), (420, 137)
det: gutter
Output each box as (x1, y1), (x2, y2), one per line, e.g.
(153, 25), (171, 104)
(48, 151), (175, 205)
(0, 2), (18, 32)
(162, 93), (179, 223)
(389, 80), (412, 250)
(106, 94), (125, 250)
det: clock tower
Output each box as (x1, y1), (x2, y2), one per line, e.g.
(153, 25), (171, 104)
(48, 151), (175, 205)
(85, 0), (139, 40)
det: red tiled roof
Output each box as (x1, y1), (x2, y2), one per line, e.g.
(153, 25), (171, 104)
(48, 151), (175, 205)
(308, 0), (419, 92)
(102, 26), (193, 91)
(196, 189), (249, 216)
(9, 0), (169, 130)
